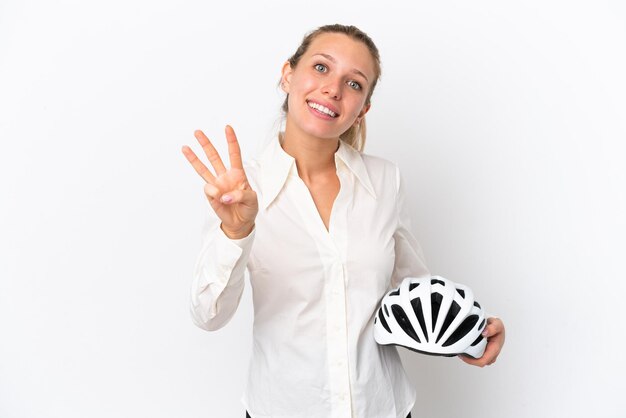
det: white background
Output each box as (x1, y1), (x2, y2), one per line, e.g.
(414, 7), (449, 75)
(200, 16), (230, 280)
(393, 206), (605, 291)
(1, 0), (625, 417)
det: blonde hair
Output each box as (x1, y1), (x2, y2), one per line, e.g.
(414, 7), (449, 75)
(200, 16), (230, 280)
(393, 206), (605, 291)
(280, 24), (382, 152)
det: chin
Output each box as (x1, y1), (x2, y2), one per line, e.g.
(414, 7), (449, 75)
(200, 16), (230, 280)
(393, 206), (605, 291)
(301, 123), (345, 140)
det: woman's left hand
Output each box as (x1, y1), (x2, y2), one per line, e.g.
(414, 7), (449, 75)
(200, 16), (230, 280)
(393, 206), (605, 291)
(459, 317), (505, 367)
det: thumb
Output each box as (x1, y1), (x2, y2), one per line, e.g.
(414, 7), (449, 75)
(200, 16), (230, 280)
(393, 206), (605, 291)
(220, 188), (258, 207)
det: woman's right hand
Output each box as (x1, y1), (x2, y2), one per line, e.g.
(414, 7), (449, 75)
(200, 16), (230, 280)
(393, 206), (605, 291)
(182, 125), (258, 239)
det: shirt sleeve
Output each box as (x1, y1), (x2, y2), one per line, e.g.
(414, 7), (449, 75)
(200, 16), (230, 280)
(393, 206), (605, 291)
(189, 210), (255, 331)
(390, 164), (431, 289)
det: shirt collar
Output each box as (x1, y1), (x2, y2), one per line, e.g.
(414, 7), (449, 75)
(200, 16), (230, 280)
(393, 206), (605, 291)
(258, 135), (377, 209)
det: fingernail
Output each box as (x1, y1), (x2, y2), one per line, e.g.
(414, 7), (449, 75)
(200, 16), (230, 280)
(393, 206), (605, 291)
(482, 329), (489, 336)
(221, 195), (232, 203)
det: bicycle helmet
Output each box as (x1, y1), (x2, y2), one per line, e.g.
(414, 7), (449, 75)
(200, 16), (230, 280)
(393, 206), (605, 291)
(374, 276), (488, 358)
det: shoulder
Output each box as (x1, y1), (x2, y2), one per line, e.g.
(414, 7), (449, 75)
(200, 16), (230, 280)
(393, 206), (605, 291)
(360, 152), (399, 173)
(359, 151), (402, 192)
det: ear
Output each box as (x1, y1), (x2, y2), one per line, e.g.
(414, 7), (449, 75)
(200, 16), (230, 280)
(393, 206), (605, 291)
(280, 61), (293, 93)
(353, 103), (371, 127)
(358, 103), (371, 119)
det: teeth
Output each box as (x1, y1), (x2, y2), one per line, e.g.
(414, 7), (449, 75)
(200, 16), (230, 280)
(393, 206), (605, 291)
(307, 101), (337, 117)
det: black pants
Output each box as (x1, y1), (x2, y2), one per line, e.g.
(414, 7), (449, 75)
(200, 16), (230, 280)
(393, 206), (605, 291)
(246, 412), (411, 418)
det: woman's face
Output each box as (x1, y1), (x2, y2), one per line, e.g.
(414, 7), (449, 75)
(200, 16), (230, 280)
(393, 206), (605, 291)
(281, 32), (376, 141)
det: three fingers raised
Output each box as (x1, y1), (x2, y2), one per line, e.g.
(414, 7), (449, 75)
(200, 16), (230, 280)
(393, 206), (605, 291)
(181, 125), (246, 184)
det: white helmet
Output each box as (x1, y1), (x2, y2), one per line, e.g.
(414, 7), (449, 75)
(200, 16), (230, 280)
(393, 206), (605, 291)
(374, 276), (488, 358)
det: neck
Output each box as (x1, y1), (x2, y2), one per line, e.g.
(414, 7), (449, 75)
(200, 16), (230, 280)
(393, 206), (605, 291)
(281, 118), (339, 182)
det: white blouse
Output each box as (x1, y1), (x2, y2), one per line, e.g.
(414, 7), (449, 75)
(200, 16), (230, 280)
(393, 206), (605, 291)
(190, 135), (431, 418)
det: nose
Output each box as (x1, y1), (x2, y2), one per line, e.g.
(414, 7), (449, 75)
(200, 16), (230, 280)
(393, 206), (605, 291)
(321, 77), (342, 100)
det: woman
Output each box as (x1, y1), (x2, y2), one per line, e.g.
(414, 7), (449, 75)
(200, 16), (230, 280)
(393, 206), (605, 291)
(182, 24), (505, 418)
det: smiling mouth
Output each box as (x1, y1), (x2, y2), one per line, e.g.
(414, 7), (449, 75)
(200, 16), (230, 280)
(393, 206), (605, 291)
(307, 100), (339, 118)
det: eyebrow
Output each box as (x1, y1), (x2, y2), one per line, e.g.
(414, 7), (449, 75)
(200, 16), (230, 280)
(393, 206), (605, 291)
(312, 53), (369, 82)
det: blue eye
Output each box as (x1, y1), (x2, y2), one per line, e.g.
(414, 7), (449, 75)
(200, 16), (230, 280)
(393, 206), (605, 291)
(314, 63), (327, 72)
(348, 80), (362, 90)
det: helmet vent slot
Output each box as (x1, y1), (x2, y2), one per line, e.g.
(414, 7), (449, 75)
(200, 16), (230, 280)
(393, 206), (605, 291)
(378, 308), (392, 333)
(411, 297), (428, 342)
(443, 315), (479, 347)
(391, 304), (421, 343)
(470, 334), (484, 347)
(431, 292), (443, 332)
(436, 300), (461, 343)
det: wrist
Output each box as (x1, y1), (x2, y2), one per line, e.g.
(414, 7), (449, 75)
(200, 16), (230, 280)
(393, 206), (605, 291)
(221, 223), (255, 239)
